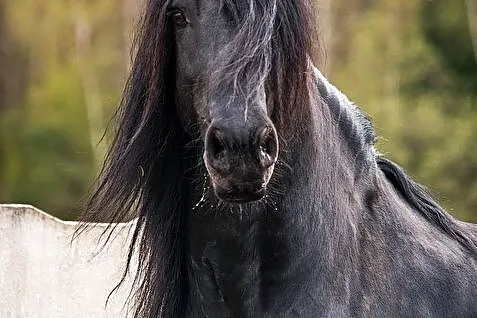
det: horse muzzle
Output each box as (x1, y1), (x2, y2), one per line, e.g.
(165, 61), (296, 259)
(203, 120), (278, 203)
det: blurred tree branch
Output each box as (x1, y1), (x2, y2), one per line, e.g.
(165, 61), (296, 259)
(318, 0), (332, 74)
(122, 0), (142, 71)
(466, 0), (477, 61)
(72, 0), (105, 169)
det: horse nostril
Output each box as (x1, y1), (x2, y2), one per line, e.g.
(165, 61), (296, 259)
(210, 130), (225, 159)
(206, 127), (229, 171)
(205, 123), (278, 173)
(257, 126), (279, 169)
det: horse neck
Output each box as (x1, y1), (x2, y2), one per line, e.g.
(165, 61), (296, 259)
(279, 67), (377, 266)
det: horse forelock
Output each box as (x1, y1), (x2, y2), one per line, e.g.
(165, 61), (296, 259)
(209, 0), (318, 139)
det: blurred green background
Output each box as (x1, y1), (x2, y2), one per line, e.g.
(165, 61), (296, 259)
(0, 0), (476, 222)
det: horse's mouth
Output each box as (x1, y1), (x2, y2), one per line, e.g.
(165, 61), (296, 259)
(214, 184), (267, 204)
(204, 156), (276, 204)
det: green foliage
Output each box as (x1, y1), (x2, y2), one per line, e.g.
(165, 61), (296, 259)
(1, 63), (95, 220)
(0, 0), (123, 220)
(421, 0), (477, 95)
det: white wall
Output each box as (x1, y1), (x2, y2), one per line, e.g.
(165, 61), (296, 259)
(0, 205), (138, 318)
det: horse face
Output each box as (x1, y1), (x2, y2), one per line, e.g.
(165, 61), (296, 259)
(170, 0), (279, 204)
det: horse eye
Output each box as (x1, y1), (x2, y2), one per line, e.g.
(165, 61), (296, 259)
(168, 10), (188, 28)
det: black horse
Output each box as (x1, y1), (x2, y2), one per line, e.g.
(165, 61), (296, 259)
(80, 0), (477, 317)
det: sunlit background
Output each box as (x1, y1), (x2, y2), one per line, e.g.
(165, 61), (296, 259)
(0, 0), (476, 222)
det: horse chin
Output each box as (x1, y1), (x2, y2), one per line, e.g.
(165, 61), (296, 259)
(207, 170), (274, 204)
(204, 156), (276, 204)
(214, 186), (267, 204)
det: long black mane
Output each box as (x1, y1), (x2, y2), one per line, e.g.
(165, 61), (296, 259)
(377, 157), (477, 253)
(79, 0), (477, 317)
